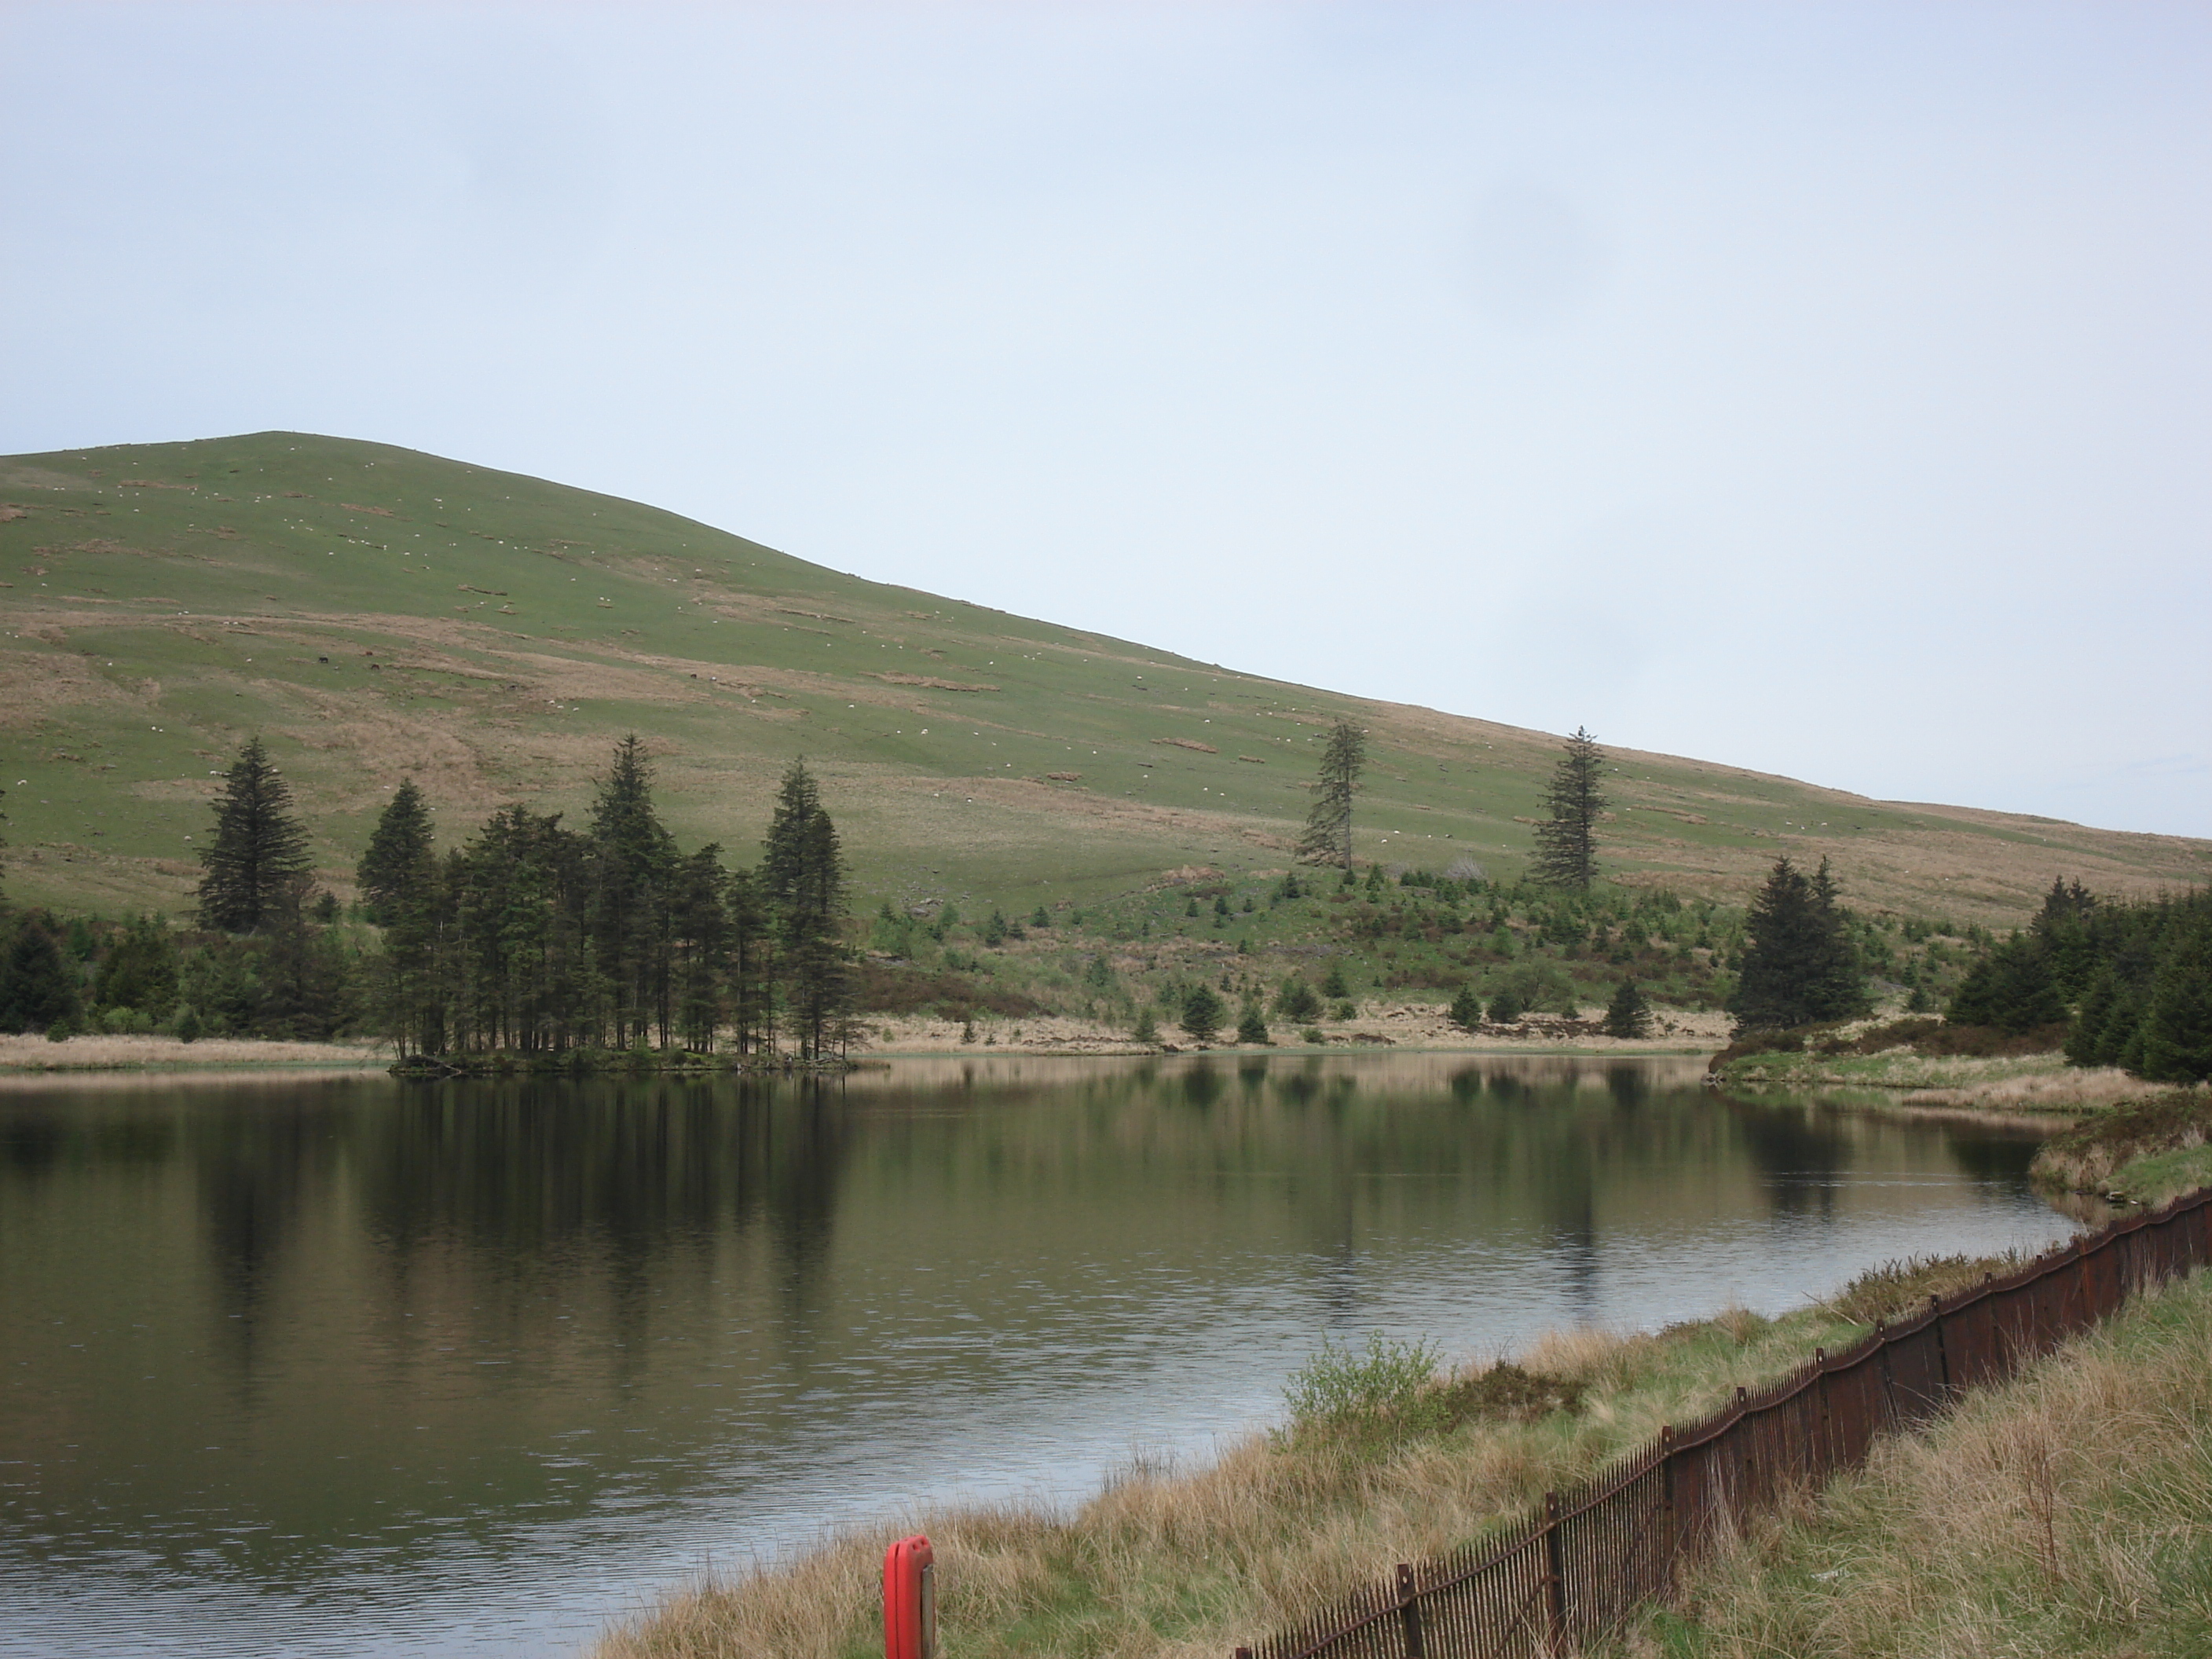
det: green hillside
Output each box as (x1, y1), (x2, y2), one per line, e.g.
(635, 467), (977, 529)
(2, 431), (2204, 924)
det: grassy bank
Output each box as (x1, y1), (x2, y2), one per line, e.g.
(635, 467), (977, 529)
(1711, 1018), (2143, 1115)
(592, 1257), (2020, 1659)
(2030, 1088), (2212, 1207)
(1613, 1261), (2212, 1659)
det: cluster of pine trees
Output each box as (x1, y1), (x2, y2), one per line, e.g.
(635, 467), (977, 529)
(1946, 879), (2211, 1082)
(361, 738), (855, 1060)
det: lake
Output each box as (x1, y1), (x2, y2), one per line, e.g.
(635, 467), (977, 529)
(0, 1054), (2077, 1657)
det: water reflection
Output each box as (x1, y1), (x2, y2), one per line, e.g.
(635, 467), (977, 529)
(0, 1056), (2074, 1658)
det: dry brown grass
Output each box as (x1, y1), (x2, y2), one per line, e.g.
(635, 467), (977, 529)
(2030, 1088), (2212, 1195)
(1624, 1266), (2212, 1659)
(0, 1033), (389, 1074)
(1901, 1064), (2145, 1113)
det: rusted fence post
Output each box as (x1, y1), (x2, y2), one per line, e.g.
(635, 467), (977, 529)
(1395, 1562), (1425, 1659)
(1543, 1491), (1567, 1654)
(1734, 1386), (1752, 1513)
(1929, 1296), (1951, 1398)
(1812, 1350), (1830, 1471)
(1658, 1424), (1677, 1584)
(1874, 1317), (1898, 1425)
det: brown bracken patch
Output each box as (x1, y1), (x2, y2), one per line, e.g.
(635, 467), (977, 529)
(873, 672), (1001, 693)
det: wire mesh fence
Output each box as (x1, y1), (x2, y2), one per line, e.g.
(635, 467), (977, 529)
(1236, 1185), (2212, 1659)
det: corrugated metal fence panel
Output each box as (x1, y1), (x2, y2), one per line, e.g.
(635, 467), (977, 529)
(1822, 1336), (1887, 1467)
(1881, 1313), (1950, 1426)
(1238, 1186), (2212, 1659)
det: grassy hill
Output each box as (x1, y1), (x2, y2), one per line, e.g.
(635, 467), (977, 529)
(2, 431), (2205, 927)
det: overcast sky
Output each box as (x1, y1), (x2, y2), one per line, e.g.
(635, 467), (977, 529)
(4, 2), (2207, 837)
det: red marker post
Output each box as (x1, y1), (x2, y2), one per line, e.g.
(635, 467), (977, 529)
(884, 1534), (936, 1659)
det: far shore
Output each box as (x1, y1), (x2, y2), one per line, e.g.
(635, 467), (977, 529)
(857, 1002), (1734, 1057)
(0, 1006), (1729, 1079)
(0, 1033), (391, 1078)
(1712, 1033), (2148, 1117)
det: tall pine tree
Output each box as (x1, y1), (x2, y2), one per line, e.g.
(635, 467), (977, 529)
(196, 737), (313, 933)
(762, 758), (851, 1060)
(587, 734), (678, 1047)
(1294, 721), (1366, 870)
(357, 779), (435, 925)
(1531, 727), (1606, 891)
(723, 865), (774, 1057)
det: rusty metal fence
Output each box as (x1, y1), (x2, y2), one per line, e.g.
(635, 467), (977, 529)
(1238, 1185), (2212, 1659)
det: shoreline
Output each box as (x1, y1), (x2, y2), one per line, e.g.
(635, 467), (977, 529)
(591, 1232), (2100, 1659)
(0, 1028), (1725, 1079)
(0, 1033), (391, 1078)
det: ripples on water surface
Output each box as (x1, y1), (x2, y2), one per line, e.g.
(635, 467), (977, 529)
(0, 1054), (2077, 1656)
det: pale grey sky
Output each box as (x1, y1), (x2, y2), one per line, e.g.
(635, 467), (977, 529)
(4, 2), (2207, 836)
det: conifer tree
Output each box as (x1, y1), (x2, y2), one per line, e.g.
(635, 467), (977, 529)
(1295, 721), (1366, 869)
(762, 758), (851, 1060)
(2140, 911), (2212, 1084)
(588, 735), (678, 1046)
(723, 866), (774, 1056)
(1531, 727), (1606, 892)
(196, 737), (313, 933)
(1181, 983), (1225, 1044)
(93, 915), (180, 1021)
(1236, 1002), (1270, 1045)
(673, 844), (732, 1052)
(0, 917), (79, 1034)
(1946, 934), (2066, 1033)
(1603, 978), (1653, 1038)
(1448, 983), (1484, 1031)
(357, 779), (435, 925)
(1728, 855), (1868, 1031)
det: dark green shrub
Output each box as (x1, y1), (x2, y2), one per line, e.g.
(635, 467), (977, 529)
(1603, 979), (1652, 1038)
(1448, 983), (1484, 1031)
(0, 917), (80, 1035)
(1181, 986), (1225, 1044)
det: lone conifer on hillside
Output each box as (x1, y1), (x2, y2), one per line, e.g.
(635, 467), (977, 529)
(1295, 721), (1366, 870)
(196, 737), (313, 933)
(1531, 727), (1606, 892)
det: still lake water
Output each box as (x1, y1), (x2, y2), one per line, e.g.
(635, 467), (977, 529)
(2, 1054), (2077, 1657)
